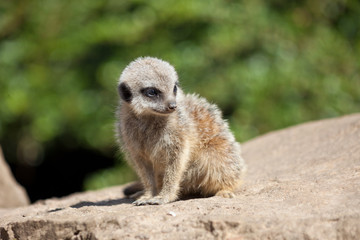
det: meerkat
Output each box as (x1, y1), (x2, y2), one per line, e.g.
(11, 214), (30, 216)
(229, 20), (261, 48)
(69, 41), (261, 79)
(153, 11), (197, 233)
(116, 57), (246, 205)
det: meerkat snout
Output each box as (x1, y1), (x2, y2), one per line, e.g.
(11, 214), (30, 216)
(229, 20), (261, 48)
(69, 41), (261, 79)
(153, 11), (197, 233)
(168, 101), (177, 110)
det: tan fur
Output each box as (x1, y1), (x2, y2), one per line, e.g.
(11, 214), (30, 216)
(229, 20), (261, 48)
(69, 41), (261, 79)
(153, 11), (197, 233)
(116, 57), (246, 205)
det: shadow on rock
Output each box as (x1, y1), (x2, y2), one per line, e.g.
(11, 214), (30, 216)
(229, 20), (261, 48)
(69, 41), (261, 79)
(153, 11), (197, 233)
(70, 198), (133, 209)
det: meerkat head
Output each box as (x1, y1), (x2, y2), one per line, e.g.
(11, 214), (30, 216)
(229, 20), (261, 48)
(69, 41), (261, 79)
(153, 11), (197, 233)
(118, 57), (180, 116)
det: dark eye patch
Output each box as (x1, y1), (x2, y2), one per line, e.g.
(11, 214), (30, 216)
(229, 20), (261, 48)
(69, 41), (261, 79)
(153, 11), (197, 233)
(118, 82), (132, 102)
(141, 87), (161, 98)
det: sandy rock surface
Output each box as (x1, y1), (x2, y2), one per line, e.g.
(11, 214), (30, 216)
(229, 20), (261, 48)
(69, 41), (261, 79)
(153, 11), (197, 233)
(0, 147), (29, 208)
(1, 114), (360, 239)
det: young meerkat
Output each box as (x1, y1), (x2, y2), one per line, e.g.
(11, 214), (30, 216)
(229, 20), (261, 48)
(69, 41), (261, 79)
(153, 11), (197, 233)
(116, 57), (246, 206)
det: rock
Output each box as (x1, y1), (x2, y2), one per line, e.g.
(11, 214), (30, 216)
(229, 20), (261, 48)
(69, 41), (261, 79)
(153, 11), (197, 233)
(1, 114), (360, 239)
(0, 146), (29, 208)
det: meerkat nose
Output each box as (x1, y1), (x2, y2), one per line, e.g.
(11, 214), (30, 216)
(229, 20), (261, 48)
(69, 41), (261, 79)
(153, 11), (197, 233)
(168, 102), (177, 110)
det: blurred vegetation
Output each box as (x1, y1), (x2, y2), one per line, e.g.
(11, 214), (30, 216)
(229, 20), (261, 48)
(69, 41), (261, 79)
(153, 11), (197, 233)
(1, 0), (359, 193)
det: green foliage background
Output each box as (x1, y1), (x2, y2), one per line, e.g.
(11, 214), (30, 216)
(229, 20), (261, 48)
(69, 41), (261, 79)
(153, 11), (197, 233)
(1, 0), (359, 191)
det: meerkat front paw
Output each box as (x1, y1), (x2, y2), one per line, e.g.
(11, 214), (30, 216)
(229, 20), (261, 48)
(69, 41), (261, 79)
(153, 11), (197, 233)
(133, 199), (150, 206)
(215, 190), (236, 198)
(133, 196), (171, 206)
(145, 196), (169, 205)
(132, 194), (153, 206)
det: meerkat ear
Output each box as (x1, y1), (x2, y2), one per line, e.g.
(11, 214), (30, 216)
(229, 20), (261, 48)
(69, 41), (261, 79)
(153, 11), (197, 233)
(118, 82), (132, 102)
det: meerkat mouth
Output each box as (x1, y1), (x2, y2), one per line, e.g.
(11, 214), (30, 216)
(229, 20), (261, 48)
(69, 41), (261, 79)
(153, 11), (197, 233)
(152, 108), (176, 115)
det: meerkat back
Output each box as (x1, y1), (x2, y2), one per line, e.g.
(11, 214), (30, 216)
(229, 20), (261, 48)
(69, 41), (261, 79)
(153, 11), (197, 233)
(116, 57), (246, 205)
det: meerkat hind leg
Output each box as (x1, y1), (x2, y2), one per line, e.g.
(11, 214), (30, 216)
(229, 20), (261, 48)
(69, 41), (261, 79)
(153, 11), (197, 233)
(123, 181), (143, 197)
(129, 190), (144, 199)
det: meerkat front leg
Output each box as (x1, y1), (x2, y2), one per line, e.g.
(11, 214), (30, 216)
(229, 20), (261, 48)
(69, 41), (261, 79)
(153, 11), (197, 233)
(131, 156), (157, 206)
(142, 143), (190, 205)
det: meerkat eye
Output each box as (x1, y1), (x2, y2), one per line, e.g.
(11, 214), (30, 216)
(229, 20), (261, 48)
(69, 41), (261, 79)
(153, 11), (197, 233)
(145, 88), (156, 97)
(141, 87), (160, 98)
